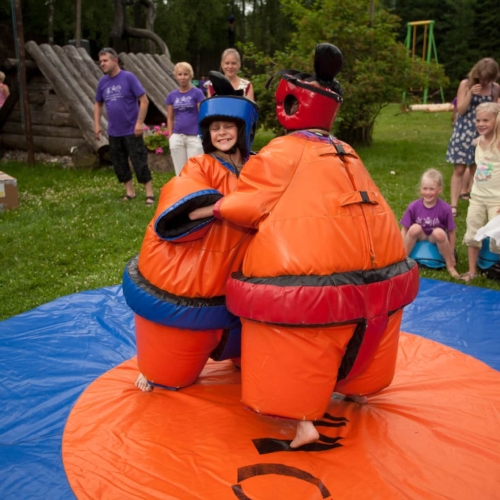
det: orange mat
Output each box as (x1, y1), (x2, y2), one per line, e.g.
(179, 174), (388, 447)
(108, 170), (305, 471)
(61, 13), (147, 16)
(63, 332), (500, 499)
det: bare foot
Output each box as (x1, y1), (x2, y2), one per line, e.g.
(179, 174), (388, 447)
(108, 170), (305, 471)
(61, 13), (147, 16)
(135, 373), (153, 392)
(290, 420), (320, 449)
(460, 271), (477, 283)
(447, 267), (460, 279)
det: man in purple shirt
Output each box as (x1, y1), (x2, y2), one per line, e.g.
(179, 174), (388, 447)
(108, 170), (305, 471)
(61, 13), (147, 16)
(94, 48), (154, 205)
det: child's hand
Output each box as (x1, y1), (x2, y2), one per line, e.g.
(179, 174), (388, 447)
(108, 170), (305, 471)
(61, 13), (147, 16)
(189, 205), (215, 220)
(472, 138), (478, 147)
(470, 84), (483, 95)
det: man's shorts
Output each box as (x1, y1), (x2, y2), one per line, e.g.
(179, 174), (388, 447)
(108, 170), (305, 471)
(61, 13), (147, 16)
(108, 135), (152, 184)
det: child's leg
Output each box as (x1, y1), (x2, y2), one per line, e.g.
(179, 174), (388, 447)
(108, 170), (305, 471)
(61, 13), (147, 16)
(403, 223), (427, 256)
(429, 228), (459, 278)
(291, 421), (320, 449)
(462, 199), (486, 280)
(467, 246), (480, 277)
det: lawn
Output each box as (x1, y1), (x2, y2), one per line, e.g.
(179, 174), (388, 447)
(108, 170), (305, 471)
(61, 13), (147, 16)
(1, 104), (498, 321)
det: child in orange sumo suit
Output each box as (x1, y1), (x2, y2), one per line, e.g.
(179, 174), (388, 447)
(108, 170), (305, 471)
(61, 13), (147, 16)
(122, 73), (259, 391)
(190, 44), (420, 448)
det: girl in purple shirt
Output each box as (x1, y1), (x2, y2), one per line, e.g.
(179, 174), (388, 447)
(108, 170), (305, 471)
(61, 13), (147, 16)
(401, 169), (459, 278)
(166, 62), (205, 175)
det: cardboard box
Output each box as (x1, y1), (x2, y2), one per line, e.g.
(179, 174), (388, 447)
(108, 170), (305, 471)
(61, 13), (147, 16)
(0, 171), (19, 211)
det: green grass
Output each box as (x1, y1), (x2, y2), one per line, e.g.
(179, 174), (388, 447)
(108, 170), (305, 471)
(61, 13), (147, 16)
(0, 165), (173, 320)
(1, 106), (498, 321)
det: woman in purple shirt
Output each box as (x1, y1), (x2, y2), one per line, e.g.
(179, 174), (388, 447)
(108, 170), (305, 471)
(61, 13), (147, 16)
(166, 62), (205, 175)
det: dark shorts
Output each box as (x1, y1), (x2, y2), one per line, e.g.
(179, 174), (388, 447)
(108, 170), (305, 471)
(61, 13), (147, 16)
(108, 135), (152, 184)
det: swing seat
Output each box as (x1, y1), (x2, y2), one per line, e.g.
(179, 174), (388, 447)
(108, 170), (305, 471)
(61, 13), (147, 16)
(478, 237), (500, 270)
(409, 241), (446, 269)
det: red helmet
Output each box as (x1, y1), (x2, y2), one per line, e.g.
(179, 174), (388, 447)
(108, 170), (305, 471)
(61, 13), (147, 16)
(271, 44), (344, 131)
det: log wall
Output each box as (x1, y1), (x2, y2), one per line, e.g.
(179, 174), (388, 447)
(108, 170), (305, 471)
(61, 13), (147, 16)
(1, 41), (177, 158)
(0, 75), (88, 156)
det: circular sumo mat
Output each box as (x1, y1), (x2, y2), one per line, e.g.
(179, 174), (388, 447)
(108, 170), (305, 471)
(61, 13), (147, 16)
(63, 332), (500, 500)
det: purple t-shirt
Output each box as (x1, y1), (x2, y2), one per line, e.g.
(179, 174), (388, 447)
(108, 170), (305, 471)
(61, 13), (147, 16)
(400, 198), (456, 236)
(165, 87), (205, 136)
(95, 70), (146, 137)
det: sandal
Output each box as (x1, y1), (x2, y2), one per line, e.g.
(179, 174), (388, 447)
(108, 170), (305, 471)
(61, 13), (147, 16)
(145, 195), (155, 207)
(451, 206), (458, 218)
(459, 193), (470, 201)
(122, 194), (136, 201)
(460, 272), (477, 283)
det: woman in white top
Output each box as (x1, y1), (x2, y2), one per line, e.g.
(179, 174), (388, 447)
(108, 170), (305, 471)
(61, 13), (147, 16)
(206, 48), (255, 100)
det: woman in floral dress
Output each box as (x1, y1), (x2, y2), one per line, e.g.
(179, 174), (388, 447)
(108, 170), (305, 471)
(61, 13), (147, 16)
(446, 58), (499, 216)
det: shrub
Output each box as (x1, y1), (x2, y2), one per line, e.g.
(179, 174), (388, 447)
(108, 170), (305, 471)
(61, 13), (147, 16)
(243, 0), (448, 146)
(143, 123), (170, 154)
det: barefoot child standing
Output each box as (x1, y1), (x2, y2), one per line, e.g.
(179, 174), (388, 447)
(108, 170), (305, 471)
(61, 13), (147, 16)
(191, 45), (419, 449)
(461, 102), (500, 282)
(400, 169), (459, 278)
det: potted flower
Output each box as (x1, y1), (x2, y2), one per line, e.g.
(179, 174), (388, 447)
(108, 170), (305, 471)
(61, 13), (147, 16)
(143, 123), (174, 173)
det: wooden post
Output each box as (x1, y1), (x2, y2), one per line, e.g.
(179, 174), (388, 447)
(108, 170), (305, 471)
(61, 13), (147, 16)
(13, 0), (35, 166)
(75, 0), (82, 48)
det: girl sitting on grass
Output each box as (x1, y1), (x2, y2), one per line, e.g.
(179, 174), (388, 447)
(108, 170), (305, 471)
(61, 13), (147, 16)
(461, 102), (500, 282)
(401, 169), (459, 279)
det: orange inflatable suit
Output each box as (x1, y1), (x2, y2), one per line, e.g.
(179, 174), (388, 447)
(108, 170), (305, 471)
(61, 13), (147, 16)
(214, 45), (419, 421)
(122, 91), (259, 389)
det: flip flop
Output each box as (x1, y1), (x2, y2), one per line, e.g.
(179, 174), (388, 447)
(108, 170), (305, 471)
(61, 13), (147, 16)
(451, 206), (458, 218)
(146, 195), (155, 207)
(459, 193), (470, 201)
(122, 195), (137, 201)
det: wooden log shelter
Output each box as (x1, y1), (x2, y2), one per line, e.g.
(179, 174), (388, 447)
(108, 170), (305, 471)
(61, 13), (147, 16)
(0, 41), (177, 161)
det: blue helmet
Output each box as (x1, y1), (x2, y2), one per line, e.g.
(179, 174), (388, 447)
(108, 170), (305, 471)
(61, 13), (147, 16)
(198, 71), (259, 158)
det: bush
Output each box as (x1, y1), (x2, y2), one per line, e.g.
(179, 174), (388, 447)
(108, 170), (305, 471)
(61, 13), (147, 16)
(143, 124), (170, 155)
(243, 0), (449, 146)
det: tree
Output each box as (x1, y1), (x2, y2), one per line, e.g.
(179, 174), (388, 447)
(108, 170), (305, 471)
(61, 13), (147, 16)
(244, 0), (448, 145)
(111, 0), (169, 55)
(440, 0), (479, 91)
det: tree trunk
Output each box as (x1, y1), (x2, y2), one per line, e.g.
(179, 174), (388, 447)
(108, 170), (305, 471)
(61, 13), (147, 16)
(124, 25), (170, 56)
(111, 0), (169, 56)
(75, 0), (82, 48)
(48, 0), (54, 45)
(337, 124), (374, 146)
(111, 0), (127, 53)
(139, 0), (157, 54)
(133, 1), (144, 53)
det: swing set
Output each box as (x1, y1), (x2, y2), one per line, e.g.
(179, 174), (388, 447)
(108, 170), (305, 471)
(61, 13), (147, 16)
(403, 20), (444, 104)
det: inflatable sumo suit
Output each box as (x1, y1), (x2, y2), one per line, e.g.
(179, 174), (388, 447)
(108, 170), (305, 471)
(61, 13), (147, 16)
(214, 44), (420, 420)
(122, 74), (259, 389)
